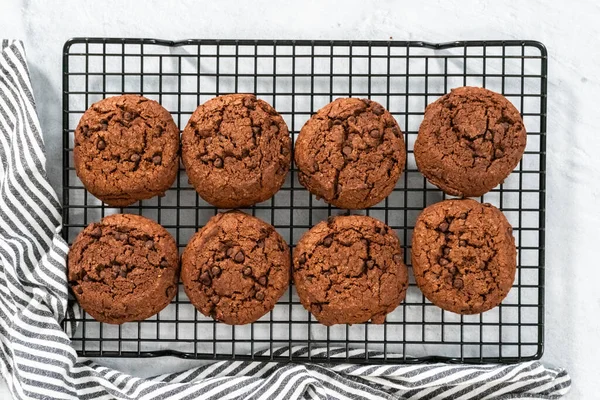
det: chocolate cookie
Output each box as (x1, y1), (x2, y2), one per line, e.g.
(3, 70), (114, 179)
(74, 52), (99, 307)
(414, 87), (527, 197)
(181, 211), (290, 325)
(295, 98), (406, 209)
(181, 94), (291, 208)
(411, 199), (516, 314)
(293, 215), (408, 325)
(74, 95), (180, 207)
(68, 214), (179, 324)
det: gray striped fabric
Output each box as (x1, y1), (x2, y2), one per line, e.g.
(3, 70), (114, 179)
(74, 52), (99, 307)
(0, 39), (571, 400)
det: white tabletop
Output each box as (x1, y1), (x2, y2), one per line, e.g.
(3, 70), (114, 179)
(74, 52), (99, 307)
(1, 0), (599, 398)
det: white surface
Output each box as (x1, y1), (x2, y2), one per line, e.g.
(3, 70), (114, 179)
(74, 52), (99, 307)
(0, 0), (599, 398)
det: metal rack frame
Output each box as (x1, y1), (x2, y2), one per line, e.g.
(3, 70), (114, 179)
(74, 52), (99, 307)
(62, 38), (547, 364)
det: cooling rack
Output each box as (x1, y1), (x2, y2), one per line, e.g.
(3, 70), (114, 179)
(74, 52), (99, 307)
(62, 38), (547, 364)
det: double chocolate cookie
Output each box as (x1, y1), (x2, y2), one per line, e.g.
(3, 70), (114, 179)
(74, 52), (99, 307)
(68, 214), (179, 324)
(74, 95), (180, 207)
(414, 87), (527, 197)
(293, 215), (408, 325)
(411, 199), (516, 314)
(181, 94), (291, 208)
(181, 211), (290, 325)
(295, 98), (406, 209)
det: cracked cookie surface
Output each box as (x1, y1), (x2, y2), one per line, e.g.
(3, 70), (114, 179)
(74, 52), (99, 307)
(411, 199), (516, 314)
(68, 214), (179, 324)
(293, 215), (408, 325)
(74, 95), (180, 207)
(181, 94), (291, 209)
(181, 211), (290, 325)
(415, 87), (527, 197)
(295, 98), (406, 209)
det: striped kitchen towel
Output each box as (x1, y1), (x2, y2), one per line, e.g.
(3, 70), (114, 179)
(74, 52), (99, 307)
(0, 39), (571, 400)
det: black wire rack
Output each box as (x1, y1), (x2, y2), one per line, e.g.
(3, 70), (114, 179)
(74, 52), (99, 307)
(62, 38), (547, 364)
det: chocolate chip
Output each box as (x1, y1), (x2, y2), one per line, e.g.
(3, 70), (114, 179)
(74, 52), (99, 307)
(270, 124), (279, 133)
(258, 276), (267, 286)
(361, 238), (369, 247)
(165, 285), (177, 298)
(347, 116), (356, 124)
(200, 272), (212, 286)
(459, 212), (467, 220)
(97, 140), (106, 150)
(313, 162), (319, 172)
(226, 247), (235, 257)
(255, 292), (264, 301)
(116, 232), (127, 241)
(160, 260), (169, 268)
(393, 254), (402, 263)
(276, 164), (287, 176)
(83, 275), (91, 282)
(205, 136), (213, 145)
(130, 153), (140, 162)
(459, 240), (467, 247)
(152, 155), (162, 165)
(74, 286), (83, 294)
(100, 120), (108, 130)
(438, 222), (449, 232)
(439, 258), (449, 266)
(119, 268), (128, 278)
(375, 226), (382, 234)
(81, 125), (89, 135)
(453, 278), (464, 289)
(211, 266), (221, 277)
(327, 119), (333, 129)
(123, 112), (133, 121)
(298, 254), (306, 264)
(484, 131), (493, 140)
(145, 240), (154, 249)
(90, 226), (102, 238)
(214, 157), (223, 168)
(342, 146), (353, 157)
(333, 119), (342, 125)
(443, 247), (451, 256)
(495, 149), (504, 158)
(372, 104), (385, 115)
(252, 126), (261, 135)
(211, 295), (220, 303)
(322, 236), (333, 248)
(366, 260), (376, 269)
(243, 267), (252, 276)
(370, 129), (381, 139)
(391, 126), (401, 137)
(281, 146), (290, 155)
(501, 122), (510, 130)
(234, 251), (245, 263)
(449, 265), (457, 274)
(257, 239), (265, 249)
(243, 97), (255, 109)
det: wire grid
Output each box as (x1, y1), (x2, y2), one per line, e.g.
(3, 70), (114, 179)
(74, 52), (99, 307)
(62, 38), (547, 364)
